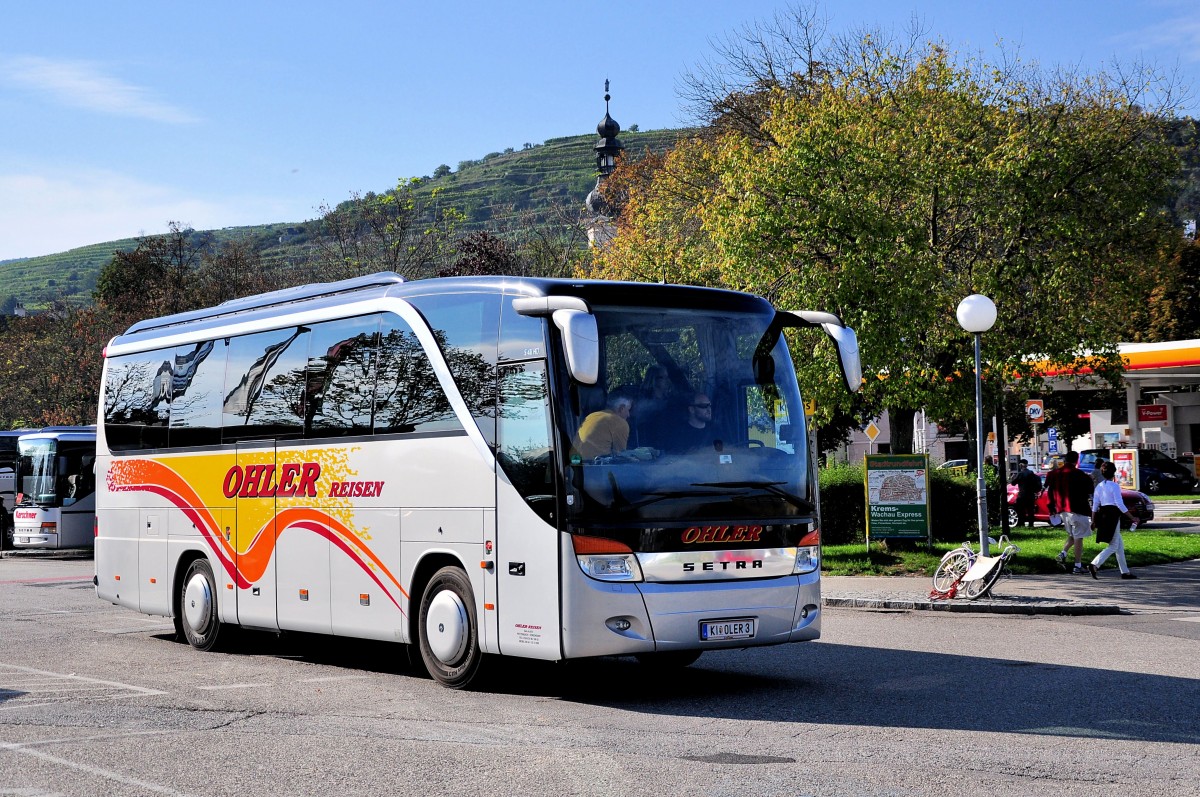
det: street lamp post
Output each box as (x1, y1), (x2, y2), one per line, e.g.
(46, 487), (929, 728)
(957, 294), (997, 556)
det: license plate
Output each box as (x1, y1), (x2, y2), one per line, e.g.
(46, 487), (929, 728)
(17, 537), (28, 545)
(700, 618), (756, 641)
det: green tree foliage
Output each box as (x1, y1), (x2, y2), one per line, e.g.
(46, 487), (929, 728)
(310, 179), (462, 281)
(0, 304), (113, 427)
(595, 9), (1182, 453)
(439, 231), (517, 277)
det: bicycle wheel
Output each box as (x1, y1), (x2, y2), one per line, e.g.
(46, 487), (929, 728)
(932, 550), (972, 593)
(961, 560), (1003, 600)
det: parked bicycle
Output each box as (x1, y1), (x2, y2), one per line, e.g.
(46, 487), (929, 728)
(930, 536), (1020, 600)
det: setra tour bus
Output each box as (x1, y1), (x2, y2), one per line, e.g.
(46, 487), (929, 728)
(94, 273), (860, 687)
(12, 426), (97, 549)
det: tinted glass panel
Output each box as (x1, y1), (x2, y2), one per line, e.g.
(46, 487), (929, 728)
(498, 362), (556, 525)
(103, 350), (173, 451)
(222, 327), (310, 442)
(306, 315), (379, 438)
(499, 294), (547, 362)
(169, 339), (228, 448)
(373, 313), (461, 435)
(409, 293), (499, 447)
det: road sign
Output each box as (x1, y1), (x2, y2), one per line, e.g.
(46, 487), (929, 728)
(864, 422), (880, 442)
(1047, 426), (1059, 454)
(1025, 400), (1044, 424)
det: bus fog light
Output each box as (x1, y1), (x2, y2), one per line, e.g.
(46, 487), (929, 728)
(793, 546), (819, 574)
(608, 617), (632, 631)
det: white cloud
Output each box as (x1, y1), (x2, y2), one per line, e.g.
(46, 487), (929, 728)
(0, 169), (296, 261)
(2, 56), (198, 124)
(1112, 16), (1200, 63)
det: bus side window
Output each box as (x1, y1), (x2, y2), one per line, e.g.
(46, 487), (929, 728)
(170, 339), (227, 449)
(222, 327), (310, 443)
(373, 313), (462, 436)
(408, 293), (500, 448)
(103, 349), (173, 451)
(305, 315), (380, 439)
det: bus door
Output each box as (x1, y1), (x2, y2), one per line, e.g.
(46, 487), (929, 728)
(234, 441), (279, 631)
(494, 362), (562, 659)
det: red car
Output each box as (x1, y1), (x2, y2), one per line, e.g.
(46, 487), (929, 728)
(1006, 476), (1154, 527)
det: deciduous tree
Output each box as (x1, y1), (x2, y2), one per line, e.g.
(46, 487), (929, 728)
(595, 8), (1182, 454)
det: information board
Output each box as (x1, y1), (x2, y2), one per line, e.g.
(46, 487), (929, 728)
(865, 454), (931, 543)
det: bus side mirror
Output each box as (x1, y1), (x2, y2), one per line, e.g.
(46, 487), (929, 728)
(779, 311), (862, 394)
(551, 309), (599, 385)
(820, 323), (861, 394)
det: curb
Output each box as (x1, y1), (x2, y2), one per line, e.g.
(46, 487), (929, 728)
(822, 596), (1122, 616)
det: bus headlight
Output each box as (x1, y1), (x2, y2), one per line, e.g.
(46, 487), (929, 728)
(793, 546), (820, 574)
(572, 535), (644, 582)
(577, 553), (643, 581)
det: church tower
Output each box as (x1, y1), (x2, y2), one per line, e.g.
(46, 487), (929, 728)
(585, 81), (624, 248)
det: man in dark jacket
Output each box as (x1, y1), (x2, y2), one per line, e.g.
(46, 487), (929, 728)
(1046, 451), (1094, 574)
(1010, 459), (1042, 528)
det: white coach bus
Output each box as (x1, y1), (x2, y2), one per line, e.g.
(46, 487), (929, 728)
(12, 426), (97, 549)
(95, 273), (860, 687)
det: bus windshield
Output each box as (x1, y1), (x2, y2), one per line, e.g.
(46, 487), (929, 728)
(18, 439), (96, 507)
(18, 439), (58, 505)
(558, 304), (810, 526)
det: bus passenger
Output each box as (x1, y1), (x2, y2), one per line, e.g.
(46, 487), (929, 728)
(572, 393), (634, 460)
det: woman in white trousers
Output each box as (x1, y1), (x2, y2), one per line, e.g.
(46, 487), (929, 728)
(1089, 460), (1138, 580)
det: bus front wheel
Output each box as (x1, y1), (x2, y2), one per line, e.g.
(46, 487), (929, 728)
(418, 566), (483, 689)
(179, 558), (223, 651)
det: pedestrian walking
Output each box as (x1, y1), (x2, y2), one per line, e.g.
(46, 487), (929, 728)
(1088, 460), (1138, 579)
(1046, 450), (1094, 574)
(1010, 459), (1041, 528)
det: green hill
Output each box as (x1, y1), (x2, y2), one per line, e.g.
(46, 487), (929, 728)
(0, 128), (685, 309)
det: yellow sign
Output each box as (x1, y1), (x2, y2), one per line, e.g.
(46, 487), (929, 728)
(864, 422), (880, 442)
(803, 399), (816, 417)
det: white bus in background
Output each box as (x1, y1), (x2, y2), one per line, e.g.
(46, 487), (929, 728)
(12, 427), (97, 549)
(1, 429), (37, 548)
(95, 273), (860, 688)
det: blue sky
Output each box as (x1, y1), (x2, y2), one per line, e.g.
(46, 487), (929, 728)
(1, 1), (1198, 261)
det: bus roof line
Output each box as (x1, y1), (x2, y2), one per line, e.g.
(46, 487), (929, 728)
(122, 272), (406, 337)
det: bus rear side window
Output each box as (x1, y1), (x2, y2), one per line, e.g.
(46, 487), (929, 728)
(103, 350), (172, 451)
(222, 327), (310, 443)
(170, 340), (227, 448)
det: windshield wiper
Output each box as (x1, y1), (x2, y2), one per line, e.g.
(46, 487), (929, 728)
(611, 488), (747, 512)
(691, 480), (815, 512)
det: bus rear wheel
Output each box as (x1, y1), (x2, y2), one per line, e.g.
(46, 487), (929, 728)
(418, 566), (482, 689)
(179, 558), (223, 651)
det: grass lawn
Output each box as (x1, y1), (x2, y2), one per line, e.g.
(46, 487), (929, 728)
(823, 527), (1200, 576)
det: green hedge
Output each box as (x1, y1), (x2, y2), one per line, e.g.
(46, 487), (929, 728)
(818, 463), (1005, 545)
